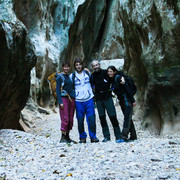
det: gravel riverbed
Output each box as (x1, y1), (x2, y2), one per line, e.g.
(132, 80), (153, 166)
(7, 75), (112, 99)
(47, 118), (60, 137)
(0, 106), (180, 180)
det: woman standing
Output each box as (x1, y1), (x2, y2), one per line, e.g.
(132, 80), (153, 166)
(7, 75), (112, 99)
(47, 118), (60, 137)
(56, 62), (76, 143)
(107, 66), (137, 142)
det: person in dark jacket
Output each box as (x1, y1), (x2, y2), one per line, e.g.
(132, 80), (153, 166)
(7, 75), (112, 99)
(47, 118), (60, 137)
(91, 60), (122, 142)
(56, 62), (76, 143)
(107, 65), (137, 142)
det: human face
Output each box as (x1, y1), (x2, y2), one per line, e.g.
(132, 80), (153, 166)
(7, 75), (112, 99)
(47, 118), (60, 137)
(75, 62), (83, 73)
(92, 61), (100, 72)
(62, 64), (70, 74)
(107, 68), (116, 78)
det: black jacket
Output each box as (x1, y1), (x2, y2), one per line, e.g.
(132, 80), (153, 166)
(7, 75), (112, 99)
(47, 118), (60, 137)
(91, 69), (111, 100)
(111, 74), (135, 104)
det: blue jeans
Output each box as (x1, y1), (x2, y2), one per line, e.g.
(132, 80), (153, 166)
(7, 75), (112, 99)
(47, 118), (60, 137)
(75, 98), (97, 139)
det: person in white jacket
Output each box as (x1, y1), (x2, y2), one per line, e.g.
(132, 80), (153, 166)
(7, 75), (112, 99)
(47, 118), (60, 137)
(70, 58), (99, 143)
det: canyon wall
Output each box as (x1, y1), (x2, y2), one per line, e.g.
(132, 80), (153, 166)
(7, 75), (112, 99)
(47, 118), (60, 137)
(0, 0), (36, 129)
(0, 0), (179, 134)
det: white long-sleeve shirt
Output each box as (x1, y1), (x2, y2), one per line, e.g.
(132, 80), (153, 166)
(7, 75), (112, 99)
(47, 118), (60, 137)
(70, 71), (94, 102)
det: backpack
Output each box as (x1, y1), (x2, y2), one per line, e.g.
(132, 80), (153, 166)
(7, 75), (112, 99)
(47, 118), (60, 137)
(124, 75), (137, 96)
(71, 70), (91, 89)
(47, 72), (64, 99)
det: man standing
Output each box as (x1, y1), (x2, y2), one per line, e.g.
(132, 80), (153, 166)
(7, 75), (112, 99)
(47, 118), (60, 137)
(71, 59), (99, 143)
(91, 60), (122, 142)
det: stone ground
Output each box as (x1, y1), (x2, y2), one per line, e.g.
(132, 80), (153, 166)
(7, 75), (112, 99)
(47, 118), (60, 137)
(0, 105), (180, 180)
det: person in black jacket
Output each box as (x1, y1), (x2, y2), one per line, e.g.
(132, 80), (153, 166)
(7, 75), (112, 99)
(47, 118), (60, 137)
(91, 60), (122, 142)
(107, 65), (137, 142)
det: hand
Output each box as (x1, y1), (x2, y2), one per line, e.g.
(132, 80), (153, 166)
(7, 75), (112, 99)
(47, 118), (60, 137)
(120, 77), (125, 85)
(132, 102), (136, 107)
(84, 68), (90, 72)
(60, 103), (64, 109)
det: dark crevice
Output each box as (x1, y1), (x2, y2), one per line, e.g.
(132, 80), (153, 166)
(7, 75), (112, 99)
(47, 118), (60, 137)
(165, 0), (179, 15)
(128, 0), (136, 15)
(143, 86), (164, 134)
(119, 8), (148, 87)
(173, 105), (178, 116)
(136, 24), (149, 46)
(65, 0), (108, 65)
(149, 3), (163, 40)
(92, 0), (115, 56)
(66, 0), (91, 55)
(50, 2), (57, 23)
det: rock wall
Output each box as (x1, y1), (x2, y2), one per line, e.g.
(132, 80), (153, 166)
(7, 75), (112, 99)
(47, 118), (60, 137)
(13, 0), (83, 106)
(0, 0), (179, 134)
(0, 1), (36, 129)
(65, 0), (117, 66)
(0, 0), (85, 129)
(65, 0), (180, 134)
(116, 0), (180, 134)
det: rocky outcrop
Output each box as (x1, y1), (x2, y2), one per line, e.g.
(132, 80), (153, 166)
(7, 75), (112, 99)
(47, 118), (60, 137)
(19, 98), (50, 132)
(100, 59), (124, 71)
(13, 0), (85, 106)
(65, 0), (124, 63)
(0, 1), (36, 129)
(0, 0), (85, 130)
(65, 0), (116, 66)
(116, 1), (180, 134)
(65, 0), (180, 134)
(0, 0), (179, 134)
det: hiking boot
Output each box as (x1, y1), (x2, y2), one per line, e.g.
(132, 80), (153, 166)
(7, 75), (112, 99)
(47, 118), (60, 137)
(66, 134), (77, 144)
(102, 137), (110, 142)
(79, 138), (86, 143)
(116, 139), (126, 143)
(91, 138), (99, 143)
(120, 134), (128, 142)
(60, 134), (69, 143)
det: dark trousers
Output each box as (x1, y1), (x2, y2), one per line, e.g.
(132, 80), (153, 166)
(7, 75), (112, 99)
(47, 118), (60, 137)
(96, 97), (121, 140)
(119, 100), (137, 141)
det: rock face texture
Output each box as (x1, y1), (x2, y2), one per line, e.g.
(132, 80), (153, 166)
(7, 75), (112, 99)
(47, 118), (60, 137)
(115, 1), (180, 135)
(0, 0), (85, 129)
(13, 0), (84, 106)
(0, 1), (36, 129)
(0, 0), (179, 134)
(65, 0), (118, 65)
(65, 0), (180, 134)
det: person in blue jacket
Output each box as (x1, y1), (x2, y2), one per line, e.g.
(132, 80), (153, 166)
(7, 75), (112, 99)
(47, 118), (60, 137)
(56, 62), (76, 143)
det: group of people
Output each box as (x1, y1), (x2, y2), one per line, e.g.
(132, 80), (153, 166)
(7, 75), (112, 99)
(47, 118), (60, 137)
(56, 59), (137, 144)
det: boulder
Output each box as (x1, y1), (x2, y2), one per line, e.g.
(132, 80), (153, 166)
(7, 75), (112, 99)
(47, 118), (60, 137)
(100, 59), (124, 71)
(0, 1), (36, 129)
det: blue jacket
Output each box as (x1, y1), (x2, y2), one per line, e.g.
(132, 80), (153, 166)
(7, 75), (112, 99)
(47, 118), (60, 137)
(56, 73), (75, 104)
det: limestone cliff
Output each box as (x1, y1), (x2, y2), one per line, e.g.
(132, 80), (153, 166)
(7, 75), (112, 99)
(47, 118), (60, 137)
(64, 0), (180, 134)
(0, 0), (179, 134)
(0, 1), (36, 129)
(13, 0), (85, 106)
(116, 0), (180, 134)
